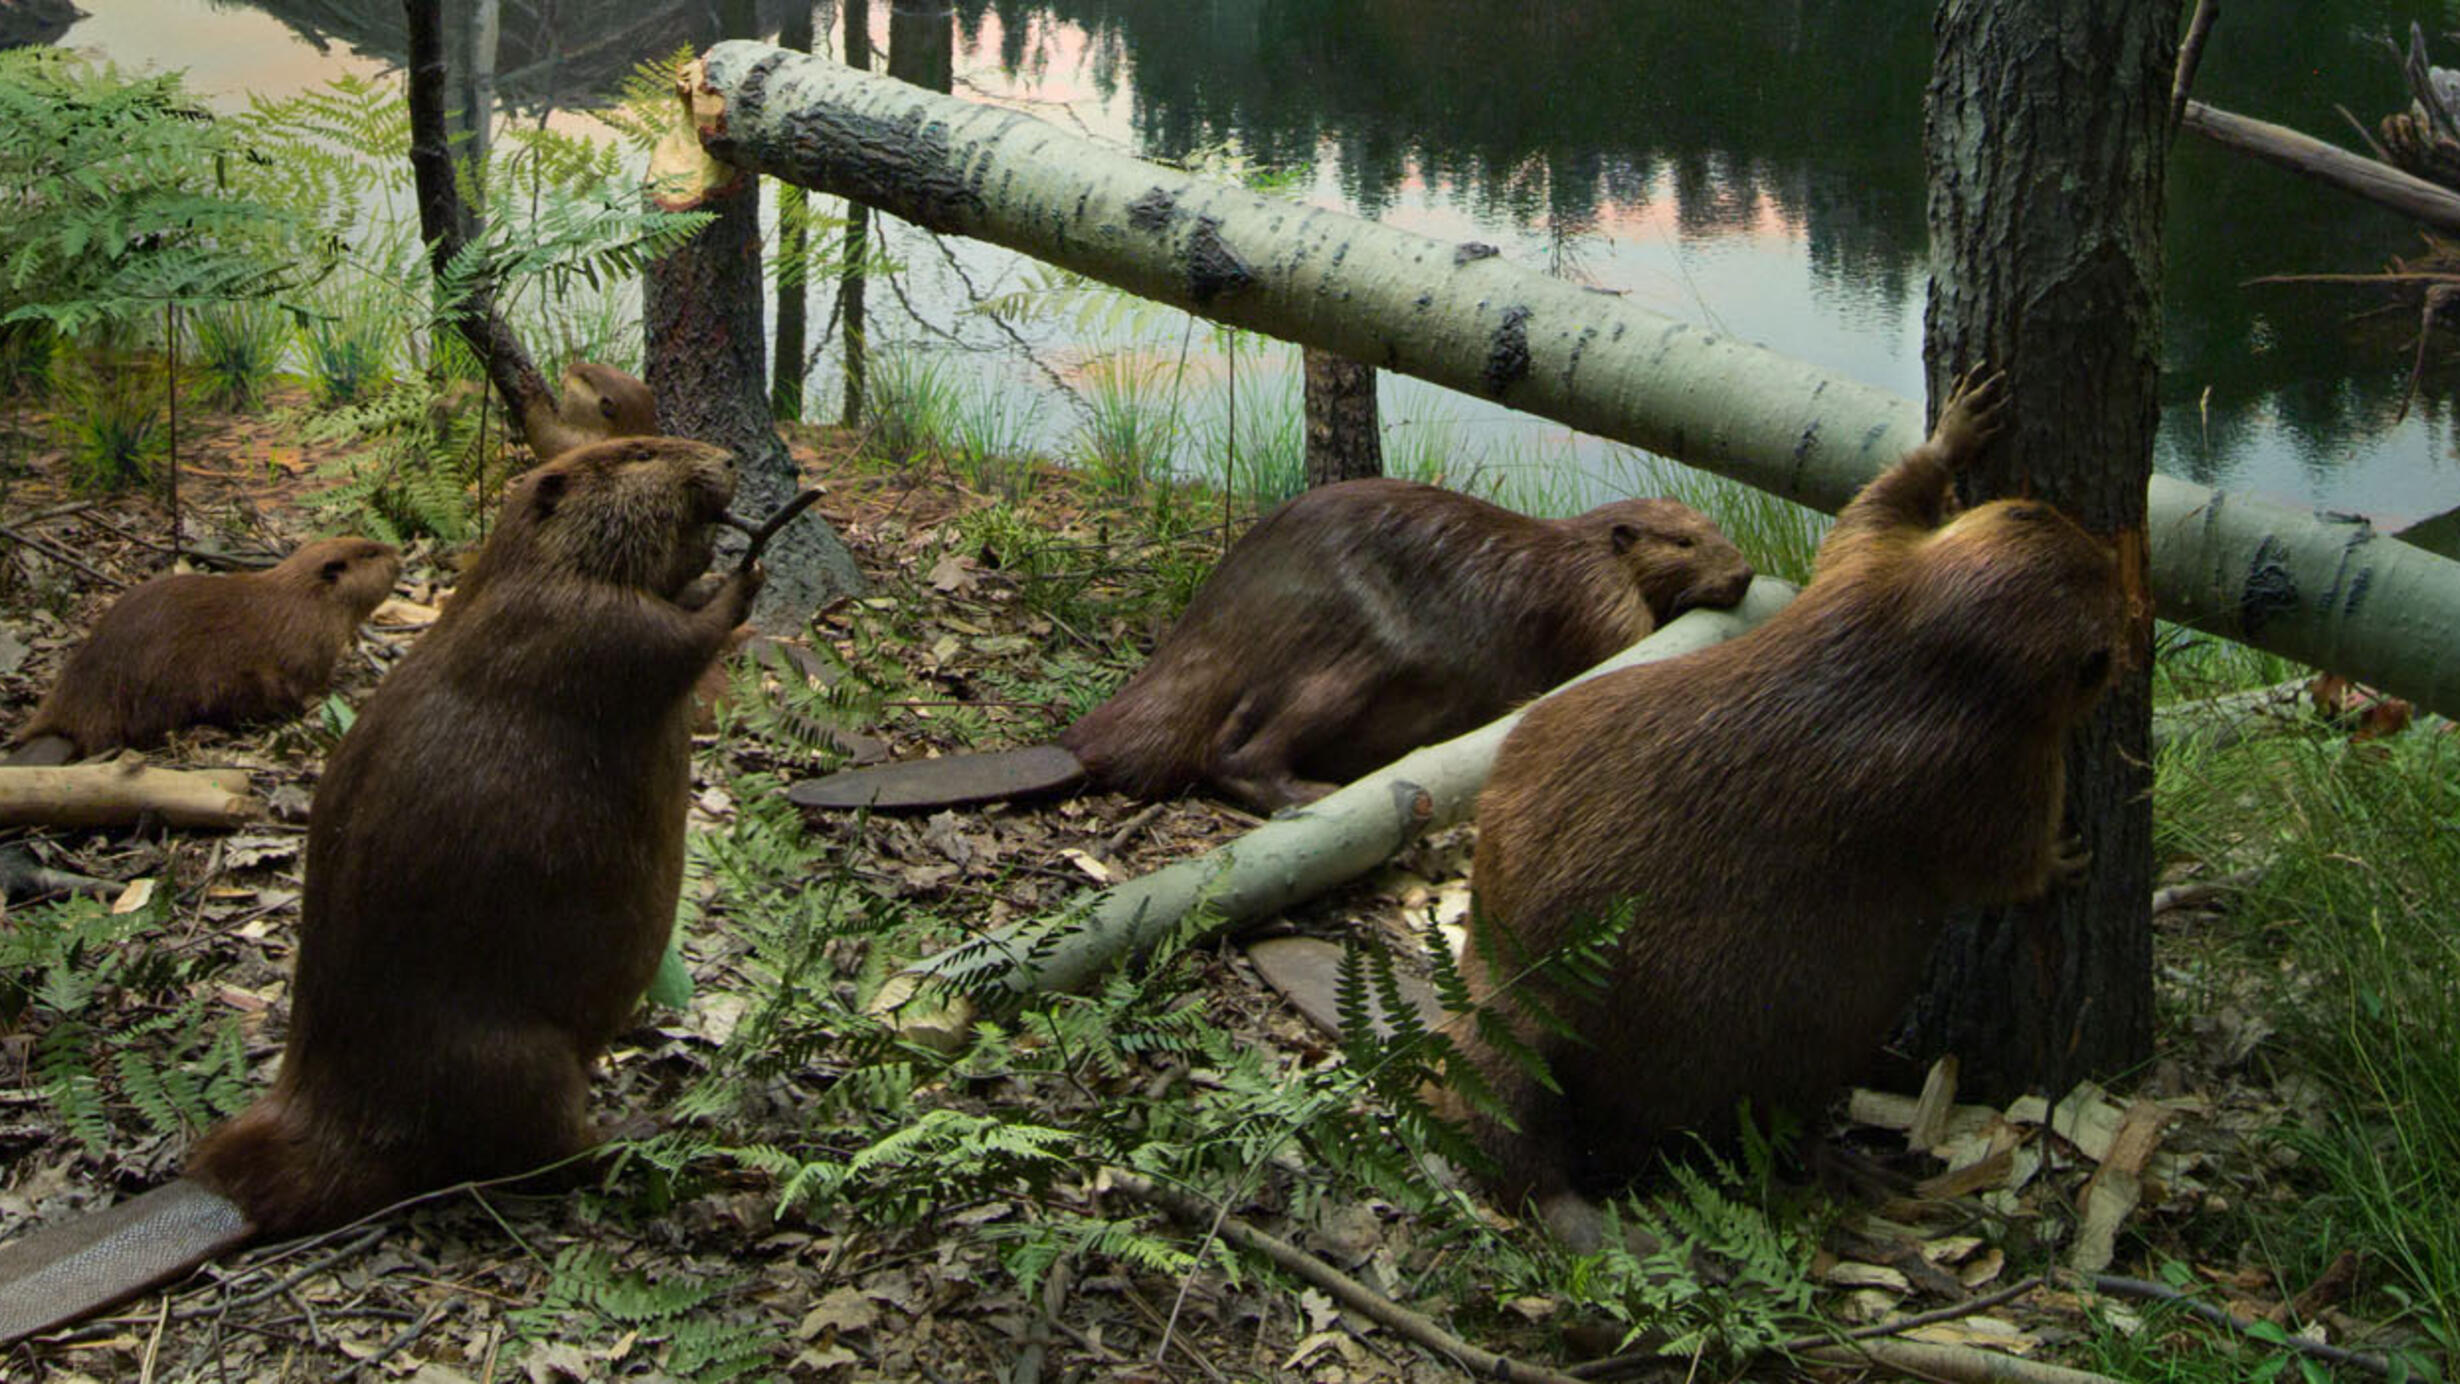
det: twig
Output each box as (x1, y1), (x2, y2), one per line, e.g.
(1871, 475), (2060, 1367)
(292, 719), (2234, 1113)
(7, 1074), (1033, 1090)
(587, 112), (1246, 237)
(2149, 865), (2265, 914)
(1102, 802), (1167, 860)
(2169, 0), (2220, 137)
(728, 487), (824, 570)
(1797, 1337), (2120, 1383)
(2084, 1272), (2398, 1377)
(0, 520), (126, 589)
(335, 1293), (459, 1381)
(1104, 1168), (1586, 1384)
(1573, 1277), (2051, 1381)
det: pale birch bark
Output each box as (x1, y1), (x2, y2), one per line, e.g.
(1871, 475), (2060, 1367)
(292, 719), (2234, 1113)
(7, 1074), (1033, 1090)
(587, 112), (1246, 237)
(676, 41), (2460, 720)
(884, 579), (1796, 1013)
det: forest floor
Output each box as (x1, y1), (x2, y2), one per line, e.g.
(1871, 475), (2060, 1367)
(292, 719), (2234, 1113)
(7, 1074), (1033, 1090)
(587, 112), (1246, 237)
(0, 388), (2430, 1383)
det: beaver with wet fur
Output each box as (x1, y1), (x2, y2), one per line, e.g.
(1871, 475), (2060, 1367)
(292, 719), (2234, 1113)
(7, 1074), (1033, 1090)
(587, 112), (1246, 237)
(1456, 373), (2121, 1237)
(11, 537), (401, 760)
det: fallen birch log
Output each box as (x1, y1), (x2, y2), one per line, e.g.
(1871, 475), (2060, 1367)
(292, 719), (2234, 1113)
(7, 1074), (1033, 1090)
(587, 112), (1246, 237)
(678, 43), (2460, 723)
(0, 756), (257, 830)
(877, 578), (1795, 1030)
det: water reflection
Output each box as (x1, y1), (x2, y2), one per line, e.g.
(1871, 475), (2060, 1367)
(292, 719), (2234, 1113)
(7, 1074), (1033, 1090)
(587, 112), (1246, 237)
(52, 0), (2460, 519)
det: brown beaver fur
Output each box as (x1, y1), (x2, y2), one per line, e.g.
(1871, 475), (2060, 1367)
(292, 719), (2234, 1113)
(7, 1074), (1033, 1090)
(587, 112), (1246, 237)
(184, 436), (754, 1235)
(518, 361), (657, 460)
(1457, 374), (2121, 1231)
(1057, 479), (1754, 812)
(12, 537), (401, 757)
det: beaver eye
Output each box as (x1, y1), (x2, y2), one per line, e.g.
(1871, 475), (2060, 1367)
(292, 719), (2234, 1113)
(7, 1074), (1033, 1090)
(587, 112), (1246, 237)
(2077, 648), (2111, 689)
(1672, 535), (1695, 549)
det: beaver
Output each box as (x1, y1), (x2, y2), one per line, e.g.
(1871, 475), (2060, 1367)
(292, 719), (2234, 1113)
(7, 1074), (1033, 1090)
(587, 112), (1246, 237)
(517, 361), (658, 459)
(10, 536), (401, 761)
(0, 436), (755, 1340)
(791, 479), (1754, 815)
(1450, 372), (2121, 1238)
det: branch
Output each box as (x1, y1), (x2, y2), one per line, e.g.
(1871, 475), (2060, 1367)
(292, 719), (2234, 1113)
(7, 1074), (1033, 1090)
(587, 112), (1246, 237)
(1104, 1169), (1586, 1384)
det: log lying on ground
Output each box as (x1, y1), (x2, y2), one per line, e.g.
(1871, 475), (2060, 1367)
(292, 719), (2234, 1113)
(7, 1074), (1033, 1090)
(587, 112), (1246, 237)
(882, 578), (1795, 1018)
(0, 756), (256, 830)
(681, 42), (2460, 722)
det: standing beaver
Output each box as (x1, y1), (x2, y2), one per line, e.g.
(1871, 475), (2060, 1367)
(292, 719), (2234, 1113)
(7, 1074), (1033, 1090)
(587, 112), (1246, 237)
(10, 536), (401, 761)
(792, 479), (1754, 815)
(0, 436), (755, 1341)
(1451, 373), (2119, 1236)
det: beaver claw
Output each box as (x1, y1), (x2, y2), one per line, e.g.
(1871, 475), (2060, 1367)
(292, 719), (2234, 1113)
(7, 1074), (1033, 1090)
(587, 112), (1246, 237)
(2049, 833), (2091, 889)
(1932, 367), (2006, 465)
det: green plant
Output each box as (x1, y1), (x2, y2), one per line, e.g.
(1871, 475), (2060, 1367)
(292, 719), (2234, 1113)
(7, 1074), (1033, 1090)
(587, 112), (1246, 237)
(0, 50), (324, 340)
(859, 346), (963, 467)
(508, 1245), (768, 1383)
(301, 307), (396, 407)
(188, 299), (292, 409)
(54, 349), (163, 493)
(2, 891), (249, 1154)
(302, 377), (486, 543)
(1073, 354), (1183, 494)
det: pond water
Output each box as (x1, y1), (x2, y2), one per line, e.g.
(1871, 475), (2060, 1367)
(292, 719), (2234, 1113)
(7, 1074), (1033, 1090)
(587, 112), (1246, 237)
(52, 0), (2460, 524)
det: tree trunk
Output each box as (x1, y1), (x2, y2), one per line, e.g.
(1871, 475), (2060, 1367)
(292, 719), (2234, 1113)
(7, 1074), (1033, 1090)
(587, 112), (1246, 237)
(837, 0), (873, 429)
(887, 0), (953, 90)
(648, 41), (865, 631)
(403, 0), (554, 438)
(679, 39), (2460, 722)
(1905, 0), (2178, 1100)
(1302, 348), (1381, 486)
(770, 3), (815, 422)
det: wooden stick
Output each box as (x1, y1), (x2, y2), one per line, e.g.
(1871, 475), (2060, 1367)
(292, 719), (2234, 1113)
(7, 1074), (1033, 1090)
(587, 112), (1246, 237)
(1103, 1169), (1586, 1384)
(727, 487), (822, 571)
(1797, 1337), (2121, 1383)
(2169, 0), (2221, 136)
(0, 756), (256, 830)
(2182, 99), (2460, 236)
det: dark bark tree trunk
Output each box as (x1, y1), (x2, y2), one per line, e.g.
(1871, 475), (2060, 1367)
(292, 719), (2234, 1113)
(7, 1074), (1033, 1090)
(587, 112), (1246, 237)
(770, 3), (816, 422)
(1301, 348), (1381, 486)
(887, 0), (953, 90)
(404, 0), (555, 432)
(1903, 0), (2177, 1100)
(647, 0), (865, 630)
(838, 0), (873, 428)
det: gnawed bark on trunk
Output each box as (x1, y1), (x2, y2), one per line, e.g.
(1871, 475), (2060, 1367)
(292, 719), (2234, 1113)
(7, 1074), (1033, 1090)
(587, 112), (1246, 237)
(677, 40), (2460, 721)
(647, 62), (864, 631)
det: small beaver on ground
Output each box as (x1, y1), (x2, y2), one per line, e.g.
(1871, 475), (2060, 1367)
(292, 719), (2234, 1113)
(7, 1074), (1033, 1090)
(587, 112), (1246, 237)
(793, 479), (1754, 815)
(1453, 372), (2121, 1239)
(0, 436), (755, 1342)
(10, 536), (401, 760)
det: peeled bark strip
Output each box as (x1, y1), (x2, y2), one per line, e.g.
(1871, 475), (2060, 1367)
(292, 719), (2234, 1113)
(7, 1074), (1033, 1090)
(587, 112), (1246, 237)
(891, 579), (1796, 1009)
(682, 41), (2460, 722)
(0, 758), (256, 830)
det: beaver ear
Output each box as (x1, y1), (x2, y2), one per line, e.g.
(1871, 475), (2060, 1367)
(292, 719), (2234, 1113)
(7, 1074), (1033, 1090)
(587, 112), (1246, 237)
(599, 395), (618, 419)
(319, 558), (349, 583)
(531, 470), (569, 518)
(1610, 522), (1640, 554)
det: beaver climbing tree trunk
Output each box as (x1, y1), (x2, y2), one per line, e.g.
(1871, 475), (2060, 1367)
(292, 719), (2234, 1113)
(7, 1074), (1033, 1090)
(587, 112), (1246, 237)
(1905, 0), (2178, 1100)
(1303, 349), (1382, 486)
(647, 6), (865, 630)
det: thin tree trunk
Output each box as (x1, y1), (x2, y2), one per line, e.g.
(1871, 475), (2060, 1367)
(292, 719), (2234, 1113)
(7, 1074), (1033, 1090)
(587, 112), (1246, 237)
(679, 39), (2460, 721)
(1905, 0), (2178, 1099)
(648, 18), (865, 630)
(771, 3), (815, 422)
(838, 0), (872, 429)
(403, 0), (555, 437)
(1302, 348), (1381, 485)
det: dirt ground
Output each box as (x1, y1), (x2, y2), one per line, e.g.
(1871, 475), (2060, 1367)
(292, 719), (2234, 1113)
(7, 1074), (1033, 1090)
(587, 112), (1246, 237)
(0, 391), (2397, 1382)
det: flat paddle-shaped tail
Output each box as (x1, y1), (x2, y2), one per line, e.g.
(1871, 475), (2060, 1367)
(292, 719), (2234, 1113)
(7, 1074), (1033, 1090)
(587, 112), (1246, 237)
(786, 744), (1087, 812)
(0, 1178), (255, 1344)
(1243, 936), (1447, 1043)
